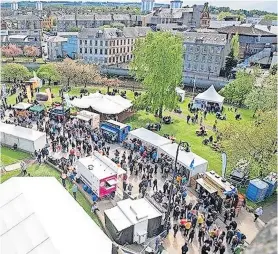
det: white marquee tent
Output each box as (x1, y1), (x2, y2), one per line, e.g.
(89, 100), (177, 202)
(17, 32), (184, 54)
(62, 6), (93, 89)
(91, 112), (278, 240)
(175, 87), (186, 102)
(71, 92), (132, 115)
(12, 102), (32, 110)
(194, 85), (225, 107)
(0, 123), (46, 153)
(159, 143), (208, 179)
(128, 128), (172, 149)
(0, 177), (112, 254)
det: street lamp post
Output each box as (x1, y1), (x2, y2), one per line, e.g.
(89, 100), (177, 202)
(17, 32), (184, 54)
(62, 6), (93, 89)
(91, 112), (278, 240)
(163, 141), (190, 231)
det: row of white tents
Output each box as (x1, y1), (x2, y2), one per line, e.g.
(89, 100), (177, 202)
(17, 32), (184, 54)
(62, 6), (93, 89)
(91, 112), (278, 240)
(128, 128), (208, 179)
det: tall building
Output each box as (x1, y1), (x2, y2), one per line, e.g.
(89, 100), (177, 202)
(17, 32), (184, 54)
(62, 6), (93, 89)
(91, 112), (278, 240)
(36, 1), (43, 11)
(11, 1), (18, 11)
(170, 0), (182, 9)
(141, 0), (155, 13)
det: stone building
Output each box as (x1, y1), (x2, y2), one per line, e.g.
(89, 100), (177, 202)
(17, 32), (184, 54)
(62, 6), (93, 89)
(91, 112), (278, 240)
(78, 27), (151, 65)
(183, 32), (230, 77)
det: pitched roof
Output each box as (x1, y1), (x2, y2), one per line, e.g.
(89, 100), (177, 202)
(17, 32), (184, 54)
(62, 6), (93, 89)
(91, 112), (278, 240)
(183, 32), (227, 45)
(209, 20), (241, 29)
(217, 25), (276, 36)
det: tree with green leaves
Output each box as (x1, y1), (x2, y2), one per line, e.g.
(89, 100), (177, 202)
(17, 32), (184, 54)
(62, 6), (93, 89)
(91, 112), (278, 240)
(37, 63), (60, 86)
(231, 33), (240, 59)
(221, 112), (277, 178)
(77, 62), (100, 88)
(245, 74), (277, 115)
(130, 31), (183, 117)
(263, 14), (278, 21)
(224, 49), (238, 77)
(220, 71), (255, 106)
(1, 63), (31, 82)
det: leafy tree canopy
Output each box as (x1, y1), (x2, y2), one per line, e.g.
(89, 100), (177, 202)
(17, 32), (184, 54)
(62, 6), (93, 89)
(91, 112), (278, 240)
(1, 63), (31, 81)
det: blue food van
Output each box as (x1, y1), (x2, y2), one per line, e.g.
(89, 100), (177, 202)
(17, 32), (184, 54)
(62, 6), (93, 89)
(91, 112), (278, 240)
(100, 120), (131, 143)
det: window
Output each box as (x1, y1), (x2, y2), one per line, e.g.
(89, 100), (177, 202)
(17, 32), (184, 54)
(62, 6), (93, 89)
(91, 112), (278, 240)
(124, 40), (126, 45)
(120, 40), (122, 45)
(215, 56), (220, 63)
(80, 40), (82, 45)
(85, 48), (87, 53)
(95, 40), (98, 46)
(90, 40), (92, 46)
(100, 41), (103, 47)
(190, 45), (194, 52)
(105, 49), (108, 55)
(127, 55), (129, 61)
(187, 54), (192, 61)
(216, 47), (221, 54)
(120, 56), (122, 61)
(80, 48), (82, 53)
(193, 64), (198, 71)
(128, 39), (130, 44)
(120, 48), (122, 53)
(113, 49), (115, 54)
(210, 47), (214, 54)
(109, 49), (112, 54)
(85, 40), (87, 45)
(104, 58), (107, 63)
(186, 63), (191, 70)
(208, 55), (212, 63)
(116, 48), (119, 54)
(203, 46), (207, 54)
(123, 47), (125, 53)
(117, 40), (119, 46)
(214, 66), (218, 72)
(105, 41), (108, 46)
(194, 54), (199, 61)
(202, 55), (206, 62)
(200, 64), (204, 71)
(109, 58), (111, 63)
(123, 56), (126, 62)
(100, 49), (103, 55)
(110, 41), (113, 46)
(95, 49), (98, 54)
(196, 46), (200, 53)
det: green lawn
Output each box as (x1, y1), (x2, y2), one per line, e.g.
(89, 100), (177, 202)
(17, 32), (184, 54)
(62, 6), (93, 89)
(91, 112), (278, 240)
(0, 146), (30, 166)
(0, 162), (101, 226)
(125, 99), (254, 174)
(2, 57), (45, 64)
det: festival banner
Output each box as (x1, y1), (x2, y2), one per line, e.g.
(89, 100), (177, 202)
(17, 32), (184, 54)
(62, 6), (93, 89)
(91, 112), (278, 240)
(45, 88), (52, 104)
(26, 85), (32, 102)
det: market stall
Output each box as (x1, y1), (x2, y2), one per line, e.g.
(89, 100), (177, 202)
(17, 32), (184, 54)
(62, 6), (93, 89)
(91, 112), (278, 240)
(100, 120), (131, 143)
(0, 122), (46, 153)
(49, 105), (70, 121)
(29, 104), (45, 120)
(104, 198), (162, 245)
(75, 110), (100, 129)
(159, 143), (208, 183)
(71, 92), (133, 121)
(12, 102), (32, 117)
(128, 128), (172, 149)
(76, 152), (126, 198)
(193, 85), (224, 109)
(175, 87), (186, 102)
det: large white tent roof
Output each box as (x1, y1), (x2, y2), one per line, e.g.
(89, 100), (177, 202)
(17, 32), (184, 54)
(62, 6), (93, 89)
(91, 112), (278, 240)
(0, 177), (112, 254)
(12, 102), (32, 110)
(0, 122), (45, 141)
(128, 128), (172, 148)
(71, 92), (132, 114)
(195, 85), (224, 104)
(160, 143), (208, 169)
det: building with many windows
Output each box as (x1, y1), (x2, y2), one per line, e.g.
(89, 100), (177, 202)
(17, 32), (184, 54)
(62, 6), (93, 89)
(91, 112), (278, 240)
(183, 32), (230, 77)
(78, 27), (151, 65)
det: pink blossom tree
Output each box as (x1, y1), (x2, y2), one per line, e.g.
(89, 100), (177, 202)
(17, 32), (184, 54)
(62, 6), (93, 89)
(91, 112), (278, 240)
(23, 46), (40, 58)
(1, 44), (23, 61)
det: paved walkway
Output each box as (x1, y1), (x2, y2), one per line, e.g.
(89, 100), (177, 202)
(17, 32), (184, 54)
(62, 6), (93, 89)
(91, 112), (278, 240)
(3, 162), (20, 172)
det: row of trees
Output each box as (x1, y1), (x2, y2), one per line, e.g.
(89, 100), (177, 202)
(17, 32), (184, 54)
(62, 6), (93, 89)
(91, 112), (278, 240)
(1, 58), (120, 91)
(219, 68), (277, 177)
(1, 44), (40, 61)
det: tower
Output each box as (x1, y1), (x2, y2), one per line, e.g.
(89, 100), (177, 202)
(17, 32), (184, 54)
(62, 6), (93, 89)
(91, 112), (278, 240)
(200, 2), (210, 28)
(170, 0), (182, 9)
(11, 1), (18, 11)
(36, 1), (43, 11)
(141, 0), (155, 13)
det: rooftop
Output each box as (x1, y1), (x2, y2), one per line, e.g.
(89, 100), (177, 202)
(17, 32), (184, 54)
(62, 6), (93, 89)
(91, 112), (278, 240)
(183, 32), (227, 45)
(209, 20), (242, 29)
(217, 25), (276, 36)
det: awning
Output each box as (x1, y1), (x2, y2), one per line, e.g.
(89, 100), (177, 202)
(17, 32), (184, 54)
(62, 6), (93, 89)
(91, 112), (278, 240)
(196, 178), (217, 194)
(101, 126), (117, 134)
(106, 179), (117, 186)
(75, 115), (90, 121)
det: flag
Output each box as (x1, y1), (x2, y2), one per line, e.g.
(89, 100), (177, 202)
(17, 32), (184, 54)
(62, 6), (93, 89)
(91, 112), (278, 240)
(189, 159), (195, 169)
(45, 88), (52, 104)
(26, 85), (32, 102)
(221, 152), (227, 178)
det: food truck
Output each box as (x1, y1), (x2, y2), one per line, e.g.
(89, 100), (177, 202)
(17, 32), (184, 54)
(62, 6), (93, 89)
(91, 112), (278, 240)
(100, 120), (131, 143)
(76, 153), (126, 198)
(75, 110), (100, 129)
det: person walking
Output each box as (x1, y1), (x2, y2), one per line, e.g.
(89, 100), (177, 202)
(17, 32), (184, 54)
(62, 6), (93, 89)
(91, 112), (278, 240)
(173, 223), (179, 238)
(61, 171), (67, 188)
(181, 242), (189, 254)
(72, 183), (78, 200)
(184, 220), (192, 237)
(20, 161), (27, 176)
(254, 207), (263, 222)
(153, 178), (158, 191)
(188, 229), (195, 243)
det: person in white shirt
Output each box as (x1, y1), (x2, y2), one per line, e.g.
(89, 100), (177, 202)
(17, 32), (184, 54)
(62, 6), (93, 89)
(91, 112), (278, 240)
(254, 207), (263, 221)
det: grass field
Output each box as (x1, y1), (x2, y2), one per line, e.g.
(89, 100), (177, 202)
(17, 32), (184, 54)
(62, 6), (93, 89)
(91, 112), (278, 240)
(0, 146), (30, 166)
(2, 57), (45, 64)
(125, 98), (254, 174)
(0, 162), (101, 226)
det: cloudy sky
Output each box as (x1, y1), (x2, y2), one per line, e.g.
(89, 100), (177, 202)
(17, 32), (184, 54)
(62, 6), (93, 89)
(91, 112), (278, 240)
(4, 0), (278, 13)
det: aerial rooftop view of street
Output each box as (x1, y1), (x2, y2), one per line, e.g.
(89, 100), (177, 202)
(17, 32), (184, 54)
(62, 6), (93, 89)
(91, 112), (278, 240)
(0, 1), (277, 254)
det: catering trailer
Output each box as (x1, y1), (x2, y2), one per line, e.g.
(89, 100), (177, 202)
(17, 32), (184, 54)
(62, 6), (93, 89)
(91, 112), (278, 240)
(104, 198), (162, 245)
(75, 110), (100, 129)
(76, 154), (121, 198)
